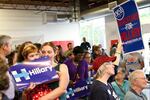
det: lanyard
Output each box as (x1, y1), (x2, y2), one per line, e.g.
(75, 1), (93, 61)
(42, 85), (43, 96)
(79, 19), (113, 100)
(115, 81), (126, 95)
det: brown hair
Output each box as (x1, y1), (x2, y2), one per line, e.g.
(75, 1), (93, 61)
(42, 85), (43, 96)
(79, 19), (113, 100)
(17, 41), (33, 62)
(0, 58), (9, 90)
(41, 42), (57, 53)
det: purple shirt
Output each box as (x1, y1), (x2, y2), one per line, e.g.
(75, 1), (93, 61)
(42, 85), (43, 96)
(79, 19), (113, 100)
(64, 59), (88, 82)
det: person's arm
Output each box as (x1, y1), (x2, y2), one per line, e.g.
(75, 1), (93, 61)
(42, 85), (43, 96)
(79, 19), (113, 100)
(39, 64), (69, 100)
(113, 42), (122, 66)
(22, 82), (36, 100)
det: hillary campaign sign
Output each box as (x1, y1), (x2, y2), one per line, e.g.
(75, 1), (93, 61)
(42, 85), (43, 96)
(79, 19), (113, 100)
(9, 56), (59, 91)
(66, 78), (93, 100)
(113, 0), (144, 53)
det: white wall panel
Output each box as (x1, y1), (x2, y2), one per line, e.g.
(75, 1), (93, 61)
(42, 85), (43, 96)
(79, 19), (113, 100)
(105, 14), (119, 53)
(0, 9), (80, 49)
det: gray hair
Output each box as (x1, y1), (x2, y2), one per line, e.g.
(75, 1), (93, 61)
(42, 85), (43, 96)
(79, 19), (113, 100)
(0, 35), (11, 48)
(95, 62), (108, 79)
(115, 67), (126, 80)
(129, 70), (145, 86)
(117, 67), (126, 75)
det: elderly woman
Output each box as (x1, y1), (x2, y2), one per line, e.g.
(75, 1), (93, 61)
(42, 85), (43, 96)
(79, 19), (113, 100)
(89, 55), (119, 100)
(111, 67), (129, 100)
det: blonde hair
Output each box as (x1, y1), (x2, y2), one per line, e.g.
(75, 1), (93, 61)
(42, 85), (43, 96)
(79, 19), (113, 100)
(22, 44), (38, 59)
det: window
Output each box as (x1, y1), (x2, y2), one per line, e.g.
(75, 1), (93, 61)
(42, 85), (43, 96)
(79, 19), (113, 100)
(79, 17), (106, 48)
(139, 7), (150, 24)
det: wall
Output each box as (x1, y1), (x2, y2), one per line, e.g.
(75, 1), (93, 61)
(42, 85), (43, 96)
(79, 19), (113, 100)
(0, 9), (81, 49)
(42, 22), (80, 45)
(105, 14), (119, 53)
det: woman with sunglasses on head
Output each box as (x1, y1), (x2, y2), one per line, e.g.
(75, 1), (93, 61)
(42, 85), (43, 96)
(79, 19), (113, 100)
(39, 42), (69, 100)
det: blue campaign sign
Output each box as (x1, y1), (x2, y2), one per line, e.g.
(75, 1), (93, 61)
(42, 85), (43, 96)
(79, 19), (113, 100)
(66, 78), (93, 100)
(113, 0), (144, 53)
(9, 56), (59, 91)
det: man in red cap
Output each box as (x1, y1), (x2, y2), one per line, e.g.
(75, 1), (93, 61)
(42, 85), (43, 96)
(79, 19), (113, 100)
(89, 55), (119, 100)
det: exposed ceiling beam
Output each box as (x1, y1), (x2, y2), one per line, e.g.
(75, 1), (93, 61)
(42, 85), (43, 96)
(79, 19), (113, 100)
(80, 0), (150, 20)
(0, 0), (74, 13)
(0, 0), (70, 7)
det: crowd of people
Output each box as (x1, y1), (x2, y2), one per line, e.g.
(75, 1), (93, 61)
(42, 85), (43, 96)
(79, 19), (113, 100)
(0, 35), (149, 100)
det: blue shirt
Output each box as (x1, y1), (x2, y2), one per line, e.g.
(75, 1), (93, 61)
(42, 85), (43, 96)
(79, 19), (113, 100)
(111, 80), (130, 100)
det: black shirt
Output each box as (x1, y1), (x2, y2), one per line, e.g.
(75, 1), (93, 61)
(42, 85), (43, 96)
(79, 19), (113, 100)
(89, 80), (119, 100)
(80, 42), (91, 51)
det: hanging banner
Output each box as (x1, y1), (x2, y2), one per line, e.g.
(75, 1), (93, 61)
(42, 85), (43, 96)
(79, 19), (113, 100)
(9, 56), (59, 91)
(113, 0), (144, 53)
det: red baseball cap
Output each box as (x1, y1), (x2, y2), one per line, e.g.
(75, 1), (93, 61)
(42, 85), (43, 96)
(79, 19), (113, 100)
(92, 55), (116, 71)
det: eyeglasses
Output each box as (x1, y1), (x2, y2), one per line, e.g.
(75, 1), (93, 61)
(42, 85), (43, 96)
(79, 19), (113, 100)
(135, 77), (147, 80)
